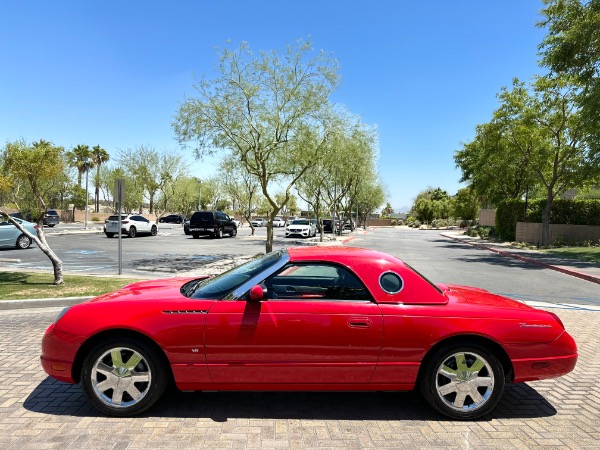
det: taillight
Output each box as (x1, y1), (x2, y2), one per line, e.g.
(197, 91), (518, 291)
(547, 312), (565, 329)
(122, 220), (129, 224)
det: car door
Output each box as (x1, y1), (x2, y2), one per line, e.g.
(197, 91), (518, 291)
(132, 215), (150, 233)
(204, 263), (383, 385)
(0, 218), (14, 246)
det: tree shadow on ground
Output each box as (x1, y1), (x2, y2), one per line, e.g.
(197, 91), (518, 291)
(24, 377), (556, 421)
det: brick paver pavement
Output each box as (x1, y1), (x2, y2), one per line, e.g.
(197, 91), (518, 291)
(0, 306), (598, 450)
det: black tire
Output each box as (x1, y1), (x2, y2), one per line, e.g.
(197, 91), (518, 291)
(80, 337), (168, 417)
(16, 234), (31, 249)
(215, 227), (223, 239)
(192, 233), (199, 239)
(128, 226), (137, 238)
(230, 227), (237, 238)
(48, 224), (56, 228)
(419, 343), (505, 420)
(150, 225), (157, 236)
(184, 229), (191, 236)
(105, 233), (115, 238)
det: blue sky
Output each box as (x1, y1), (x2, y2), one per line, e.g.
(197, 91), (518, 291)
(0, 1), (547, 212)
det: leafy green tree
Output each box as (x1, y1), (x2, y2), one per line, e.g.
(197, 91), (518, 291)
(453, 186), (480, 220)
(493, 76), (598, 245)
(220, 159), (261, 234)
(539, 0), (600, 153)
(381, 202), (394, 217)
(455, 121), (537, 205)
(411, 187), (453, 223)
(174, 39), (339, 253)
(1, 139), (65, 284)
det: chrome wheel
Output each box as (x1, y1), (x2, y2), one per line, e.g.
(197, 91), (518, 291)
(128, 226), (136, 238)
(91, 347), (151, 409)
(16, 234), (31, 249)
(435, 352), (494, 412)
(420, 344), (504, 419)
(150, 225), (157, 236)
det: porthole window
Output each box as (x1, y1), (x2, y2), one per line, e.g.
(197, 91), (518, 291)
(379, 272), (403, 294)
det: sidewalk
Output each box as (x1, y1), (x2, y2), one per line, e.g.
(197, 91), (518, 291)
(440, 230), (600, 285)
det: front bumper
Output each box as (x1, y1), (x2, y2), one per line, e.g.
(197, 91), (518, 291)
(40, 323), (83, 384)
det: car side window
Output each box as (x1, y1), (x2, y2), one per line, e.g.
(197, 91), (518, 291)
(264, 263), (373, 301)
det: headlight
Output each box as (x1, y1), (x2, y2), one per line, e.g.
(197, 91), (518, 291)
(55, 306), (71, 324)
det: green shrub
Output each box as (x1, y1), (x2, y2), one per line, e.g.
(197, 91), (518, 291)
(91, 216), (101, 222)
(496, 199), (526, 241)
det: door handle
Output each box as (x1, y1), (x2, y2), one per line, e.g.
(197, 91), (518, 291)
(348, 317), (371, 328)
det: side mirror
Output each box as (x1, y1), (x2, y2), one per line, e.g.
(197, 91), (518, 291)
(248, 284), (267, 301)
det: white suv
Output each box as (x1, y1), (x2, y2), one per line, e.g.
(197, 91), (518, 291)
(104, 214), (157, 238)
(285, 218), (316, 238)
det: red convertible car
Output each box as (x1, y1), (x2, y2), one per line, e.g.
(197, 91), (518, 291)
(40, 247), (577, 419)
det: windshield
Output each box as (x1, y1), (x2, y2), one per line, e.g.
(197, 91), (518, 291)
(291, 219), (309, 225)
(188, 251), (284, 299)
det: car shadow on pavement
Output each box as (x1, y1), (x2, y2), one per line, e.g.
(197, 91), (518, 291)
(24, 377), (556, 421)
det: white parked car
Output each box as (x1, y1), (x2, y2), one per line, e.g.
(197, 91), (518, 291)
(285, 218), (316, 238)
(273, 216), (285, 227)
(104, 214), (157, 238)
(251, 218), (265, 227)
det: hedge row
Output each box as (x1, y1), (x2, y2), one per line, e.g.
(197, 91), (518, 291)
(495, 199), (600, 241)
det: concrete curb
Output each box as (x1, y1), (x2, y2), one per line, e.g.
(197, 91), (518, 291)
(0, 296), (93, 311)
(441, 233), (600, 285)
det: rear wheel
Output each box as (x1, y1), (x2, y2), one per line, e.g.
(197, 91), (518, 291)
(150, 226), (157, 236)
(105, 233), (114, 238)
(215, 227), (223, 239)
(16, 234), (31, 249)
(81, 338), (168, 417)
(420, 344), (504, 420)
(128, 227), (137, 238)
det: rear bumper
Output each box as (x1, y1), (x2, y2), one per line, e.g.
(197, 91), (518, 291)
(512, 353), (578, 383)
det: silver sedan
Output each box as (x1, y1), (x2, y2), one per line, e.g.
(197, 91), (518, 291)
(0, 217), (38, 249)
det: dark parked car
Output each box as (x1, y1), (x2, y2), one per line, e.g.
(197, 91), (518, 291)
(322, 219), (340, 233)
(43, 209), (60, 227)
(189, 210), (237, 239)
(158, 214), (184, 224)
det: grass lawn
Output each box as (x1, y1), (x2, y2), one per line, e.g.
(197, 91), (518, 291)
(542, 247), (600, 264)
(0, 272), (144, 300)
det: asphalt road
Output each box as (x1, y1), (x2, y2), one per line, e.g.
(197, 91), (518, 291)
(1, 224), (599, 307)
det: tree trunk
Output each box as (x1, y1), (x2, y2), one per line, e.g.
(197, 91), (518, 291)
(265, 222), (273, 253)
(541, 191), (554, 247)
(34, 226), (64, 284)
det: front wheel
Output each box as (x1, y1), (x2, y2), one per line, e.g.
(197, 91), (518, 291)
(80, 338), (168, 417)
(128, 226), (137, 238)
(16, 234), (31, 249)
(150, 225), (157, 236)
(419, 344), (505, 420)
(230, 227), (237, 238)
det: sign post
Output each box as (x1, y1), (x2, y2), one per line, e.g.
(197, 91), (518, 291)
(114, 179), (126, 275)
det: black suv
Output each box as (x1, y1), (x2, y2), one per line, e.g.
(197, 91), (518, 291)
(189, 210), (237, 239)
(43, 210), (60, 227)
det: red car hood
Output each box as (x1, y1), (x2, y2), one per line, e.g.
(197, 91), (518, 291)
(87, 277), (210, 303)
(443, 284), (534, 311)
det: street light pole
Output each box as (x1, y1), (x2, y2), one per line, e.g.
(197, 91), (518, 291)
(83, 157), (89, 229)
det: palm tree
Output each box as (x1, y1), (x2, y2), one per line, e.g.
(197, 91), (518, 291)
(91, 145), (110, 212)
(67, 144), (93, 186)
